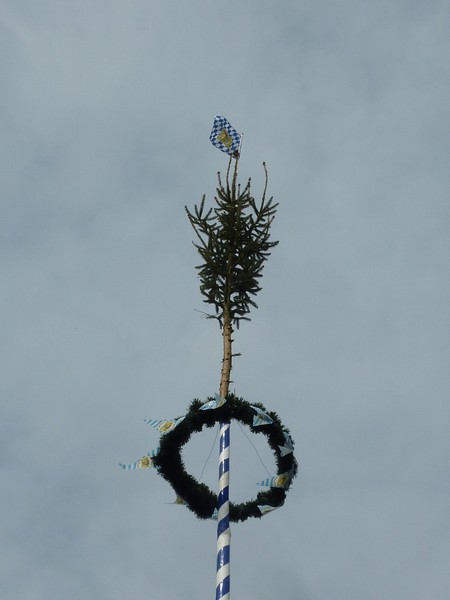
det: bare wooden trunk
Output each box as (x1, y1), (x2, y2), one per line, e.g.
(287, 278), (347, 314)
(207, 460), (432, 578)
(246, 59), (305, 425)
(219, 303), (233, 397)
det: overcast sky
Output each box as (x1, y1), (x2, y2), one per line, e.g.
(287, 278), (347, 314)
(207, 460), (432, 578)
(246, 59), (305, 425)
(1, 1), (450, 599)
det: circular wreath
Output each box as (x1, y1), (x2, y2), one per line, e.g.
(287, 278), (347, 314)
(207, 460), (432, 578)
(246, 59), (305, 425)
(152, 394), (298, 522)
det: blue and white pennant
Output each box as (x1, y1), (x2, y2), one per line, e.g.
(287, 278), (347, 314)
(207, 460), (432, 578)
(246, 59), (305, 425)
(256, 470), (293, 489)
(200, 394), (227, 411)
(278, 430), (294, 457)
(251, 405), (274, 427)
(119, 448), (159, 471)
(144, 416), (185, 433)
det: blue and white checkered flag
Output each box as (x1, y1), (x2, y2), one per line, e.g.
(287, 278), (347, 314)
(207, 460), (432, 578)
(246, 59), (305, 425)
(210, 115), (241, 156)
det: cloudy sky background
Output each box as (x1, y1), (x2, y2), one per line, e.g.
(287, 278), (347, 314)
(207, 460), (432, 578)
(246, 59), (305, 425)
(1, 1), (449, 598)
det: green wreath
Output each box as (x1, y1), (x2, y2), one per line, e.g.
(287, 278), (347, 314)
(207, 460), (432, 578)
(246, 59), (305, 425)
(152, 394), (298, 522)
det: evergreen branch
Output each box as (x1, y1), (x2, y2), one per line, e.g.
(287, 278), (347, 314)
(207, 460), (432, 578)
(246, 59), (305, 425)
(187, 163), (278, 328)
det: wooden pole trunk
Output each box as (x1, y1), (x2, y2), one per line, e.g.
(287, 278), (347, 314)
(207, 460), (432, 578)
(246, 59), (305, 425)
(215, 157), (239, 600)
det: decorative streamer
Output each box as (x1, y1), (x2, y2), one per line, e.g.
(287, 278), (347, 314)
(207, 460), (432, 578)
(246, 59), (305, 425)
(257, 504), (279, 516)
(144, 417), (185, 433)
(166, 495), (187, 505)
(200, 394), (227, 411)
(119, 449), (159, 471)
(216, 421), (231, 600)
(256, 470), (292, 489)
(250, 405), (274, 427)
(278, 431), (294, 457)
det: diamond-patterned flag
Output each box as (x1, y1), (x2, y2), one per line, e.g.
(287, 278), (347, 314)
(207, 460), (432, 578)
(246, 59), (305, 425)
(210, 115), (241, 156)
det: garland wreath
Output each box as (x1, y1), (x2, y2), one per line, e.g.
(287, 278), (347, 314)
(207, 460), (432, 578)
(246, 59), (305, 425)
(152, 394), (298, 522)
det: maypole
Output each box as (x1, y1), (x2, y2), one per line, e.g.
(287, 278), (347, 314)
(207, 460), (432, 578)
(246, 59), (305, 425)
(216, 149), (239, 600)
(120, 115), (298, 599)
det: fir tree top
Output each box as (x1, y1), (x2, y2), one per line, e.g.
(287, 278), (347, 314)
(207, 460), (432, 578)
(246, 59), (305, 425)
(185, 161), (278, 329)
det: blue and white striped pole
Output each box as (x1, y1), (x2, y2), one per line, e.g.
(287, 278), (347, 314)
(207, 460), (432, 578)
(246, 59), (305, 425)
(216, 420), (231, 600)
